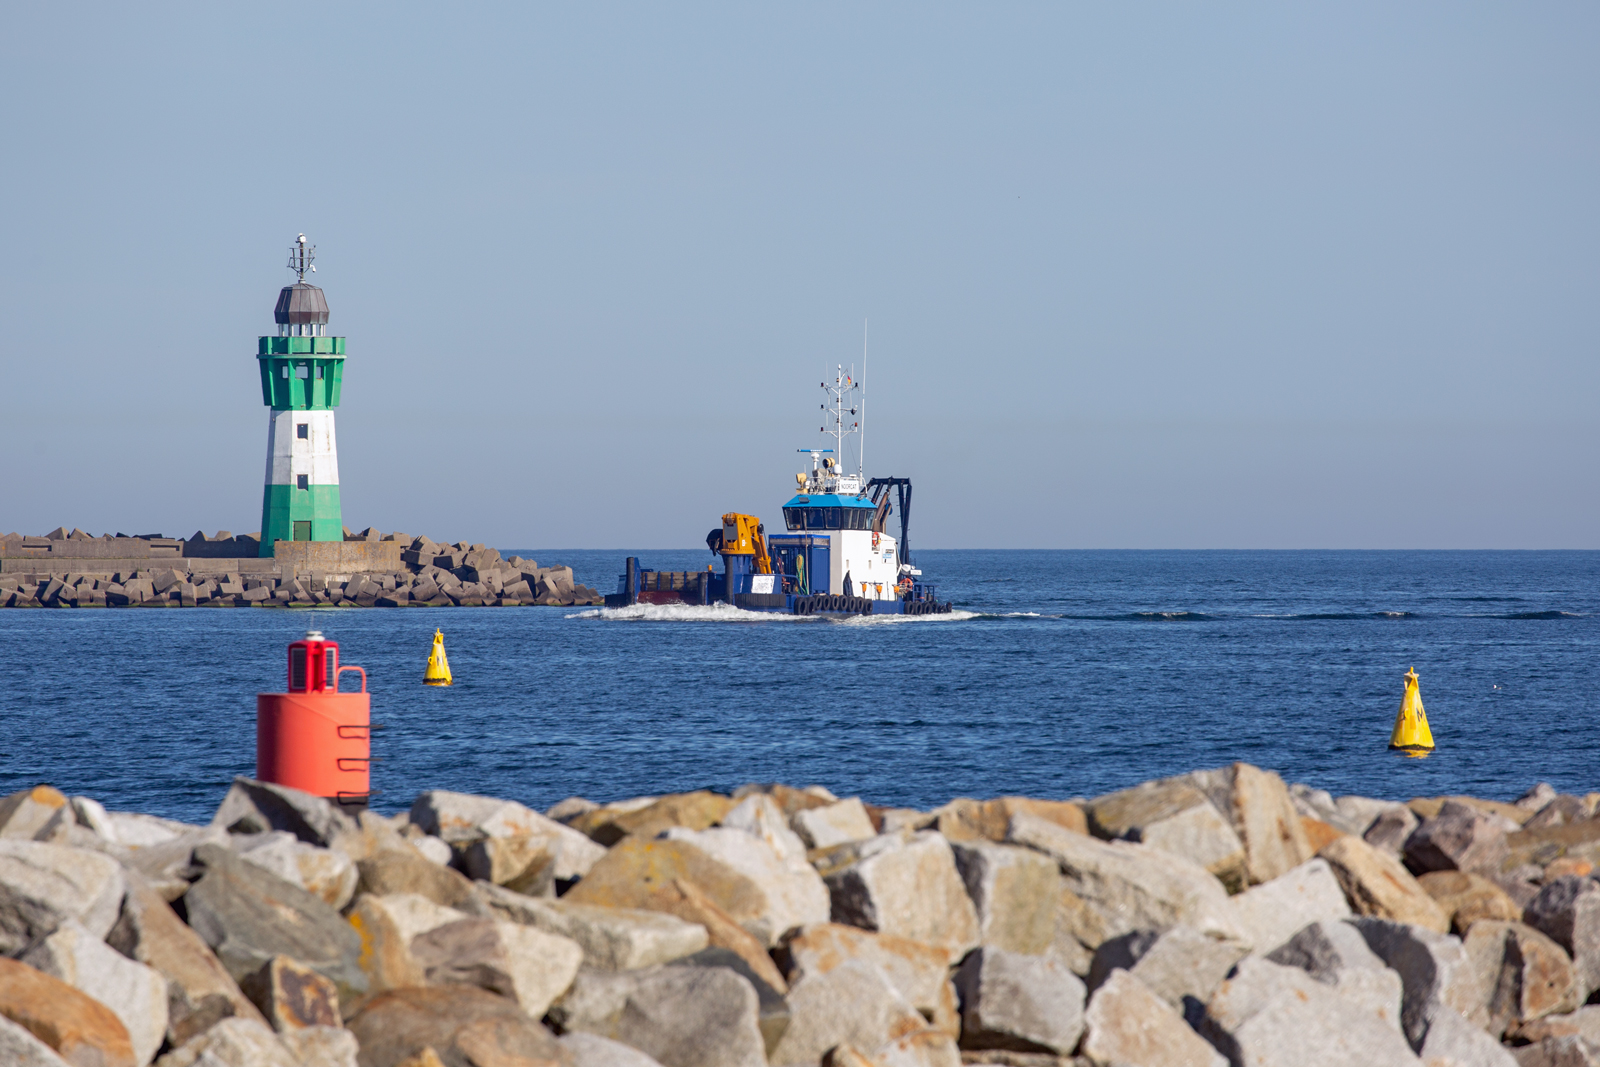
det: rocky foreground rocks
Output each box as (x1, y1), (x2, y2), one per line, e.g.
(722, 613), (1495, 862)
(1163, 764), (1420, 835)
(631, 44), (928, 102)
(1, 768), (1598, 1067)
(0, 528), (602, 608)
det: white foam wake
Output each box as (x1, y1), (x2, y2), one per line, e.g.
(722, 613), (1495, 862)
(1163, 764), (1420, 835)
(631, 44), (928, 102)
(837, 608), (980, 625)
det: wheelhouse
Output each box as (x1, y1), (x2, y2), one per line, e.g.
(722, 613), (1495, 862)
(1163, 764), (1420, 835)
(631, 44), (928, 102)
(781, 494), (879, 531)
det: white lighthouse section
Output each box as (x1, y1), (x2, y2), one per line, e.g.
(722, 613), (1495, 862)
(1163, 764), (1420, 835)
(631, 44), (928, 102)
(264, 410), (340, 487)
(830, 530), (898, 598)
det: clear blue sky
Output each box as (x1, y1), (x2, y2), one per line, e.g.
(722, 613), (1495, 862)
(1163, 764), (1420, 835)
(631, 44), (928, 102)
(2, 4), (1596, 548)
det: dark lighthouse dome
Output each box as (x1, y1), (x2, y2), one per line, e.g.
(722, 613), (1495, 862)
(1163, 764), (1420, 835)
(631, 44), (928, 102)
(275, 283), (329, 325)
(275, 235), (329, 336)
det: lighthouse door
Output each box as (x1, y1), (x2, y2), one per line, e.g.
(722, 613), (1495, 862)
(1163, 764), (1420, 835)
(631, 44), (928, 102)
(293, 521), (312, 541)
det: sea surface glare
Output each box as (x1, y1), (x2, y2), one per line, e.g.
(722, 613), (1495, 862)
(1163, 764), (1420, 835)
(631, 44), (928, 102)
(3, 550), (1597, 824)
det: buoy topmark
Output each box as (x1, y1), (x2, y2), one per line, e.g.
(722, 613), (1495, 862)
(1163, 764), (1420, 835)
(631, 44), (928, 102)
(424, 628), (453, 686)
(1389, 666), (1435, 753)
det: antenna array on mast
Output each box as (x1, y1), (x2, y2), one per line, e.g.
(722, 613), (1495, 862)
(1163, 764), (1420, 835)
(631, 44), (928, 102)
(819, 364), (861, 482)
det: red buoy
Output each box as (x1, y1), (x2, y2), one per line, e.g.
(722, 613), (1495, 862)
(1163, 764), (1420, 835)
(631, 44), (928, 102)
(256, 630), (370, 809)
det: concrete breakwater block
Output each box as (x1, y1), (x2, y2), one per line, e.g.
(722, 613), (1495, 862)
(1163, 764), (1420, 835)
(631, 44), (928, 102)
(0, 528), (601, 608)
(0, 766), (1591, 1067)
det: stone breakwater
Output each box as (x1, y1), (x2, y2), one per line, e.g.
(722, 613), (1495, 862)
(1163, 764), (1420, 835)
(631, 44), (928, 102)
(0, 528), (602, 608)
(1, 767), (1598, 1067)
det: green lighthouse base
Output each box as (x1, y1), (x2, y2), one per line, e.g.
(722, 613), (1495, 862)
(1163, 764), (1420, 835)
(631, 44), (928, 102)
(260, 483), (343, 557)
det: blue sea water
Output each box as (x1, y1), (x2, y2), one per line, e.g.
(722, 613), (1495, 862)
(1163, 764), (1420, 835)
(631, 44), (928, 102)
(3, 550), (1597, 824)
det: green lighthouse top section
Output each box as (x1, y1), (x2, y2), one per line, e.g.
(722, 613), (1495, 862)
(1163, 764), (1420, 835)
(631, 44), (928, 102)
(258, 345), (345, 409)
(257, 283), (345, 409)
(257, 236), (348, 409)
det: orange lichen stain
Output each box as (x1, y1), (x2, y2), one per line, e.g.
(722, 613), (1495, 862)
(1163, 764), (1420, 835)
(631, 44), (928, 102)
(348, 912), (375, 971)
(30, 785), (67, 808)
(1546, 858), (1593, 879)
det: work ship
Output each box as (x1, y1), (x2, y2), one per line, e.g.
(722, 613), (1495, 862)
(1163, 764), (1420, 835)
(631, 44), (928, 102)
(605, 365), (952, 616)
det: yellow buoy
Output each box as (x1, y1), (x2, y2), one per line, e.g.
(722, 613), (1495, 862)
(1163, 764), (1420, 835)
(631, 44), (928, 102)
(1389, 666), (1434, 752)
(424, 628), (453, 687)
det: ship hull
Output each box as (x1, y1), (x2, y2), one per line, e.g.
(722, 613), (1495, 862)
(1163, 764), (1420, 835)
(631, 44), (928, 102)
(602, 587), (949, 615)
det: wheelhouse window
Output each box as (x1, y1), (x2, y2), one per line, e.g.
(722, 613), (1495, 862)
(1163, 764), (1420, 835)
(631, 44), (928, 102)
(785, 505), (877, 531)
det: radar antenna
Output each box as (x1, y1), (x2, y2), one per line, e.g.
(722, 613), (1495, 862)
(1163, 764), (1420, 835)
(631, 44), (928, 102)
(287, 234), (316, 283)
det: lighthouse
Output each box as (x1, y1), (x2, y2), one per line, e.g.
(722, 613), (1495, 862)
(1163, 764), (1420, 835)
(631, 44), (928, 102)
(258, 236), (345, 555)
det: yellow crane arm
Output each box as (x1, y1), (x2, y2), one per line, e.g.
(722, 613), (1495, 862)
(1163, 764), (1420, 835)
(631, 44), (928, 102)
(720, 513), (773, 574)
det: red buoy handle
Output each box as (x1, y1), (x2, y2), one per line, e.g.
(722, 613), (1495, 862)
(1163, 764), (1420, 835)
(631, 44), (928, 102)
(337, 665), (368, 693)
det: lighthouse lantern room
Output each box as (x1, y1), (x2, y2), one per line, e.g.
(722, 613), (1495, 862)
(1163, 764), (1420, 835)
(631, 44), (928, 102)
(257, 235), (345, 555)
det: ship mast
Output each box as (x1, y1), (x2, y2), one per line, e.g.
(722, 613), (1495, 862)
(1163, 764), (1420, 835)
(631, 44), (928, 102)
(819, 363), (860, 489)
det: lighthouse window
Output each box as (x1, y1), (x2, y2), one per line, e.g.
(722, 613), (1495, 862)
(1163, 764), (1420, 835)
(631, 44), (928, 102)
(316, 366), (324, 379)
(296, 423), (308, 439)
(297, 474), (309, 490)
(281, 366), (289, 378)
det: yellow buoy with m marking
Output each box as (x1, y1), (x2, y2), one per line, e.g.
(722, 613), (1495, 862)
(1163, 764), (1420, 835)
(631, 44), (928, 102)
(424, 628), (453, 687)
(1389, 666), (1434, 752)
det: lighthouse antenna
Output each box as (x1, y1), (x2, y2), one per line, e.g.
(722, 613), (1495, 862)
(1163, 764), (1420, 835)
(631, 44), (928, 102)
(287, 234), (316, 284)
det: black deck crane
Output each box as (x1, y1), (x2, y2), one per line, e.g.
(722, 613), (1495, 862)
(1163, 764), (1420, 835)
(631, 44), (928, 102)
(866, 477), (914, 566)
